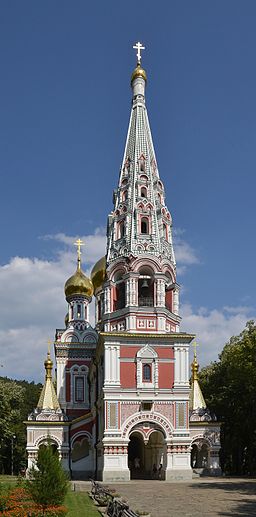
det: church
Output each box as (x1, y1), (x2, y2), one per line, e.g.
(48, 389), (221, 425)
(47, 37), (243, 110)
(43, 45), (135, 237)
(26, 43), (221, 481)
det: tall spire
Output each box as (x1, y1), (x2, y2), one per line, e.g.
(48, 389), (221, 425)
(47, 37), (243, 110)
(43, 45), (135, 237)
(106, 43), (175, 266)
(37, 343), (60, 411)
(189, 343), (206, 411)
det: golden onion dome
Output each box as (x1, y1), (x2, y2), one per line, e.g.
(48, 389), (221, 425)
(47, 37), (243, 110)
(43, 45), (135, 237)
(91, 256), (107, 292)
(65, 262), (94, 299)
(131, 64), (147, 85)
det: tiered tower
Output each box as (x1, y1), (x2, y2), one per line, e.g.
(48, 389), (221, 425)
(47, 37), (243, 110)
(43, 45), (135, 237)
(91, 43), (195, 482)
(92, 45), (180, 336)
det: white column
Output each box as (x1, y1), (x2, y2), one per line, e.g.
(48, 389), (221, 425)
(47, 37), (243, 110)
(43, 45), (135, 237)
(104, 345), (120, 386)
(173, 345), (190, 387)
(173, 288), (179, 315)
(56, 359), (66, 405)
(104, 285), (111, 313)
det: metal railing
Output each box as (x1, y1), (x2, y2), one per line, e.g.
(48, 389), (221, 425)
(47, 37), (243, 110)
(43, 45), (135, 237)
(90, 479), (139, 517)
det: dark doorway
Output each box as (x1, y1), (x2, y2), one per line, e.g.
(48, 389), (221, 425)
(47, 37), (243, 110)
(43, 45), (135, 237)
(128, 433), (145, 479)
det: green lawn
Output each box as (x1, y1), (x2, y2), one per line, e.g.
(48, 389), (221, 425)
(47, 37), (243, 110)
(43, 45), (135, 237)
(65, 490), (100, 516)
(0, 476), (100, 516)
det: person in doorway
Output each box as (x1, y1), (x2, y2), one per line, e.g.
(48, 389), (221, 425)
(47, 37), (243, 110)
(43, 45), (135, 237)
(158, 463), (163, 480)
(152, 463), (157, 479)
(134, 457), (140, 469)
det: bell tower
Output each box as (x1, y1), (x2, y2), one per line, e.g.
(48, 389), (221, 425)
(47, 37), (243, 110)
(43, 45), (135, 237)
(92, 44), (195, 483)
(93, 44), (180, 335)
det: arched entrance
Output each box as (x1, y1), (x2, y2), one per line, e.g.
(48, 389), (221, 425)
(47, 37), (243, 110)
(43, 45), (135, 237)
(191, 440), (209, 468)
(128, 430), (166, 479)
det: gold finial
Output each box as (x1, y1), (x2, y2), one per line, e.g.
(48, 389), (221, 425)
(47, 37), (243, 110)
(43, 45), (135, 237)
(133, 41), (145, 65)
(191, 340), (199, 381)
(44, 339), (53, 379)
(74, 238), (84, 270)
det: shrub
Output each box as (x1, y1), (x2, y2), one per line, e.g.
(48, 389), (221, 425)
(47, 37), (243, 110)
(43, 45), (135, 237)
(26, 444), (68, 509)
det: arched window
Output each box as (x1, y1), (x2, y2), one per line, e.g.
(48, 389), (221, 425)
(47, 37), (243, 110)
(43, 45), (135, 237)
(143, 363), (151, 382)
(75, 377), (84, 402)
(163, 222), (168, 241)
(122, 190), (128, 201)
(119, 221), (125, 238)
(141, 187), (147, 198)
(141, 217), (149, 234)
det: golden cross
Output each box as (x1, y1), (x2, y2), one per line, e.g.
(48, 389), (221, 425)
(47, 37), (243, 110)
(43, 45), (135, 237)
(47, 339), (52, 356)
(74, 238), (84, 261)
(192, 340), (199, 358)
(133, 41), (145, 65)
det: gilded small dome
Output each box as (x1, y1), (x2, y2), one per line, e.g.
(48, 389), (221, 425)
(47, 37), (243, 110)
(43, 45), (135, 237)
(65, 267), (94, 299)
(131, 64), (147, 84)
(91, 256), (107, 291)
(44, 354), (53, 370)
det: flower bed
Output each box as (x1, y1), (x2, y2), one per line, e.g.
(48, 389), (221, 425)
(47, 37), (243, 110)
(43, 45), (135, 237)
(0, 486), (67, 516)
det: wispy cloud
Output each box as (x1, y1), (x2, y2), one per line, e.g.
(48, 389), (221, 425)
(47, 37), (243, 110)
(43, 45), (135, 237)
(181, 303), (256, 366)
(173, 229), (199, 274)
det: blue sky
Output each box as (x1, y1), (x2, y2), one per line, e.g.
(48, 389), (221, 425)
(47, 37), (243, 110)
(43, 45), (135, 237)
(0, 1), (255, 381)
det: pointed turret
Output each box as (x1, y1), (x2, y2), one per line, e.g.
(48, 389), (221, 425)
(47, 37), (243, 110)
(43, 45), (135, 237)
(189, 349), (206, 411)
(106, 44), (175, 265)
(91, 43), (181, 334)
(37, 348), (60, 411)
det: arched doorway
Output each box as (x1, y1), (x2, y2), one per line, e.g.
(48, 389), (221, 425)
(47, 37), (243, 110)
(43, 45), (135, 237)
(128, 432), (144, 479)
(191, 440), (209, 469)
(128, 430), (166, 479)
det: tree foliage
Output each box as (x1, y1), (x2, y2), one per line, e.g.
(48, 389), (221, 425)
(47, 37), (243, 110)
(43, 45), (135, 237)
(199, 320), (256, 474)
(0, 376), (42, 474)
(27, 443), (68, 508)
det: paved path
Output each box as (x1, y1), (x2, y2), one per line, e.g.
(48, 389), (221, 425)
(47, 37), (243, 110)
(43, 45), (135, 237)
(73, 478), (256, 517)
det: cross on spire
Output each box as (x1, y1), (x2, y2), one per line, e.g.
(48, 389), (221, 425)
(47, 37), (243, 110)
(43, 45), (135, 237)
(133, 41), (145, 65)
(74, 238), (84, 268)
(192, 340), (199, 359)
(47, 339), (52, 357)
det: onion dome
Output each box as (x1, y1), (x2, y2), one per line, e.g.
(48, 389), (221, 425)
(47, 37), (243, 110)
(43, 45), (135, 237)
(91, 256), (107, 292)
(64, 242), (94, 299)
(65, 266), (93, 298)
(131, 64), (147, 85)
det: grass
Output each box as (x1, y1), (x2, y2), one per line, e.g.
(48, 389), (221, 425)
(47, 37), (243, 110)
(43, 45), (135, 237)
(65, 490), (100, 516)
(0, 475), (100, 516)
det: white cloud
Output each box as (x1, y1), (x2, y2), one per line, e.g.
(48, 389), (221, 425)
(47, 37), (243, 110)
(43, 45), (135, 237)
(173, 229), (199, 274)
(0, 229), (106, 382)
(1, 227), (254, 384)
(181, 303), (256, 367)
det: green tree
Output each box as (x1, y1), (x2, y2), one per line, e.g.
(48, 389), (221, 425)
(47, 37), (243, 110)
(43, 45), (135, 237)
(27, 442), (68, 509)
(199, 320), (256, 475)
(0, 376), (42, 474)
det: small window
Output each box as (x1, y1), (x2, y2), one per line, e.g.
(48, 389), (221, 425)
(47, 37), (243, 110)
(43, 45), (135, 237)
(75, 376), (84, 402)
(122, 190), (128, 201)
(119, 221), (125, 238)
(141, 401), (152, 411)
(141, 187), (147, 198)
(77, 304), (81, 318)
(141, 217), (149, 234)
(163, 223), (168, 241)
(143, 363), (151, 382)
